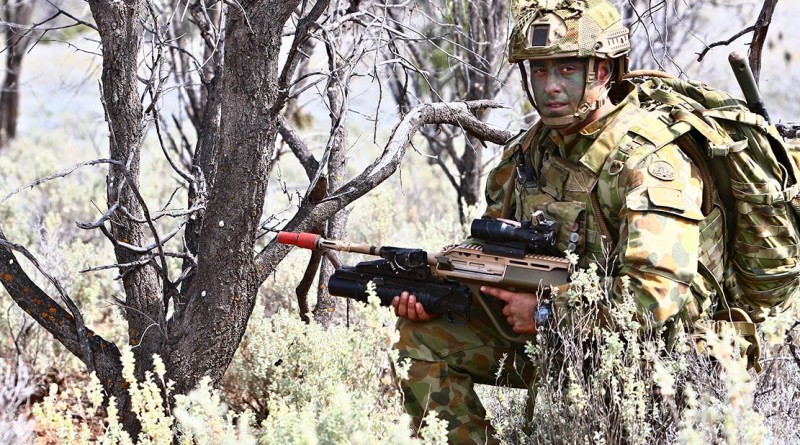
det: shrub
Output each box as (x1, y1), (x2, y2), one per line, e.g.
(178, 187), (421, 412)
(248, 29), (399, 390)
(482, 260), (789, 445)
(0, 358), (35, 445)
(32, 291), (447, 444)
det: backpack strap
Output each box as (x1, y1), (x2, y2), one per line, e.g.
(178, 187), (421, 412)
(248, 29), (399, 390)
(500, 122), (543, 219)
(670, 109), (748, 157)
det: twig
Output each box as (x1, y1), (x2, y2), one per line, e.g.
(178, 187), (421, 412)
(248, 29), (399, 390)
(76, 203), (119, 230)
(0, 159), (123, 206)
(696, 25), (755, 62)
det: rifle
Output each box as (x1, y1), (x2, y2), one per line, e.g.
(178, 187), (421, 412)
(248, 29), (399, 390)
(728, 51), (771, 123)
(278, 214), (571, 343)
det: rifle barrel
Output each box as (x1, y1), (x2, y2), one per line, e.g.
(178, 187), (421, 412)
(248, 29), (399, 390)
(277, 231), (439, 265)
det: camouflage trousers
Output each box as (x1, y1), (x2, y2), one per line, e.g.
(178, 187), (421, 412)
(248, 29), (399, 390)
(395, 302), (535, 445)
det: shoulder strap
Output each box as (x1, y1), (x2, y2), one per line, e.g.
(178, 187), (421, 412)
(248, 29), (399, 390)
(500, 121), (543, 219)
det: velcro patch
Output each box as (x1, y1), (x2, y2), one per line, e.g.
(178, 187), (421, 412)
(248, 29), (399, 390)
(647, 187), (684, 211)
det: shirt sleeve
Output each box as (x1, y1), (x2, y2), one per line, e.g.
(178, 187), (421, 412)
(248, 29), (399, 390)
(612, 142), (705, 329)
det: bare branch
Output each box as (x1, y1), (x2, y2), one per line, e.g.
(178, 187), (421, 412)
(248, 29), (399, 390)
(0, 159), (123, 206)
(274, 0), (329, 113)
(0, 232), (93, 372)
(254, 99), (512, 281)
(277, 114), (319, 180)
(696, 25), (755, 62)
(748, 0), (779, 84)
(76, 203), (120, 230)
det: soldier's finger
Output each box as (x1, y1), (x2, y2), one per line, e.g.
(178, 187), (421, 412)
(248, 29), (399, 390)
(502, 304), (511, 316)
(415, 302), (434, 321)
(407, 294), (419, 320)
(396, 292), (409, 318)
(481, 285), (511, 302)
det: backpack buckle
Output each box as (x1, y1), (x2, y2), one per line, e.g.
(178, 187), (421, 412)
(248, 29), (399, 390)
(706, 143), (730, 157)
(706, 140), (747, 157)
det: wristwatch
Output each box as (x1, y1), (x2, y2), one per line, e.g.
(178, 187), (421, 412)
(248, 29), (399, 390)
(533, 300), (553, 326)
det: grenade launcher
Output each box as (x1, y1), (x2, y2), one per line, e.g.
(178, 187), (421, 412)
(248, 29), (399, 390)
(277, 214), (571, 343)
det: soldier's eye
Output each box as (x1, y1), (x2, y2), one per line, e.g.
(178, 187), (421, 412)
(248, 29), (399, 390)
(531, 66), (546, 76)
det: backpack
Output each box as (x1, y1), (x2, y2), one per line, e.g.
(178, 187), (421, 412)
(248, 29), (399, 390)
(608, 75), (800, 369)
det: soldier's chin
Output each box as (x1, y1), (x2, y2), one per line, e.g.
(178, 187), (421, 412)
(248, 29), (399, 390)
(539, 113), (582, 131)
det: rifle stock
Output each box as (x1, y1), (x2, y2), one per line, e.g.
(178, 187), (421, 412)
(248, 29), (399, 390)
(278, 225), (571, 343)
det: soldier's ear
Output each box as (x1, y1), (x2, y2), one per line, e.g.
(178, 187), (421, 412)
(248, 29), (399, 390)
(596, 59), (613, 86)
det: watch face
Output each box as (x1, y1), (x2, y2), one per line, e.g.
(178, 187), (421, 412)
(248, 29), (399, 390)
(534, 302), (553, 325)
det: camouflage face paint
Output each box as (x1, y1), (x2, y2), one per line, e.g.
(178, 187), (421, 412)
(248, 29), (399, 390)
(529, 58), (588, 120)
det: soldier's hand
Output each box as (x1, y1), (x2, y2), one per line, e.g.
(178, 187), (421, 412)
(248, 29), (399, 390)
(481, 286), (538, 334)
(391, 291), (436, 322)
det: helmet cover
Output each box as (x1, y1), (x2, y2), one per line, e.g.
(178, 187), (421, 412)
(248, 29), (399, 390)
(509, 0), (630, 65)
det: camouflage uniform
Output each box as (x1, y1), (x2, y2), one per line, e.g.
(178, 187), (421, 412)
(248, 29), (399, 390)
(397, 84), (726, 443)
(396, 298), (534, 445)
(397, 1), (725, 443)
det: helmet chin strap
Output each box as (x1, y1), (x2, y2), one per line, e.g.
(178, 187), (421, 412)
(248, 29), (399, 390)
(518, 58), (609, 131)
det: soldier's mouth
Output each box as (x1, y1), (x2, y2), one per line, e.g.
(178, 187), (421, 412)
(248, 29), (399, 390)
(545, 102), (568, 111)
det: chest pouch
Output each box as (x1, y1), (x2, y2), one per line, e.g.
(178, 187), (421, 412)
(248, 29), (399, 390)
(514, 155), (591, 255)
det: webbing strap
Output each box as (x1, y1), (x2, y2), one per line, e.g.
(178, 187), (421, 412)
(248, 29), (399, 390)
(671, 109), (750, 157)
(698, 261), (729, 312)
(669, 109), (727, 144)
(701, 108), (768, 130)
(639, 79), (705, 110)
(518, 62), (537, 109)
(731, 183), (800, 205)
(501, 121), (543, 219)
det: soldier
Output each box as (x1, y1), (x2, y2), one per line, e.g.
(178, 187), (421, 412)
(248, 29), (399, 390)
(392, 0), (724, 443)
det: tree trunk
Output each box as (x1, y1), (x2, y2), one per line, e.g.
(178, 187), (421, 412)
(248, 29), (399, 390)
(462, 134), (483, 207)
(0, 52), (22, 145)
(0, 0), (33, 147)
(88, 0), (166, 392)
(167, 0), (300, 396)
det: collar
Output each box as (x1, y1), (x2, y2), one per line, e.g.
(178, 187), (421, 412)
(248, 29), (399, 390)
(547, 87), (641, 174)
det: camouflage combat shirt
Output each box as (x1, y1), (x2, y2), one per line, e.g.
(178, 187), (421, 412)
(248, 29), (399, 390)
(485, 87), (724, 334)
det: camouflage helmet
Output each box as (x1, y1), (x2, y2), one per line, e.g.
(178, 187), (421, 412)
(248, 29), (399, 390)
(509, 0), (630, 76)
